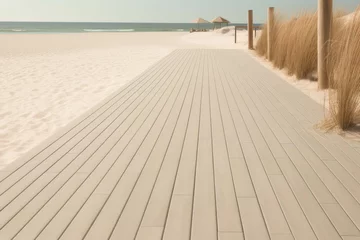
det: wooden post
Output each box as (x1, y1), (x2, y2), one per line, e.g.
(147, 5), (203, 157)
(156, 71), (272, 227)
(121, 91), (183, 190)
(248, 10), (254, 49)
(255, 28), (257, 38)
(235, 27), (237, 43)
(267, 7), (274, 60)
(318, 0), (332, 89)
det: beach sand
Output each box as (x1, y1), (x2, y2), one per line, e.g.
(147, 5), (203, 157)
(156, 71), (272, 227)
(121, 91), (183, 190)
(0, 30), (248, 168)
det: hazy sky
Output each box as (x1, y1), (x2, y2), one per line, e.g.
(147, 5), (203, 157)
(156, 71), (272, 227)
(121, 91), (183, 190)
(0, 0), (358, 23)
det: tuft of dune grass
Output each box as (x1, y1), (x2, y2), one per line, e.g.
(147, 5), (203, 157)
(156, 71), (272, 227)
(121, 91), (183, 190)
(290, 13), (318, 79)
(323, 12), (360, 130)
(256, 12), (318, 79)
(273, 17), (296, 70)
(256, 11), (346, 81)
(255, 24), (267, 56)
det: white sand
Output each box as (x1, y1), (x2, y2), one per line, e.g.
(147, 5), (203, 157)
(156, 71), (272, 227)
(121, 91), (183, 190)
(0, 30), (247, 168)
(182, 27), (249, 49)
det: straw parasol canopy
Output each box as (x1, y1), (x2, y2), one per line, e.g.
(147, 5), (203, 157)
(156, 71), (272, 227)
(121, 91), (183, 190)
(211, 16), (230, 29)
(194, 17), (210, 24)
(193, 17), (210, 29)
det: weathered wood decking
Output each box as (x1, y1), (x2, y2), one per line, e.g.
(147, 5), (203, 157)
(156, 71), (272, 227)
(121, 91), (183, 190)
(1, 49), (360, 240)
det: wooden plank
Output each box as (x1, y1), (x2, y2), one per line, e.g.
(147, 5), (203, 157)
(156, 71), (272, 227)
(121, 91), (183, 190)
(58, 194), (108, 240)
(324, 134), (360, 168)
(171, 50), (204, 196)
(236, 52), (322, 123)
(343, 237), (360, 240)
(239, 142), (291, 235)
(0, 173), (88, 240)
(135, 227), (163, 240)
(208, 51), (242, 232)
(271, 235), (295, 240)
(325, 161), (360, 204)
(223, 53), (342, 239)
(219, 232), (244, 240)
(58, 77), (180, 238)
(191, 50), (217, 240)
(297, 129), (336, 161)
(216, 52), (291, 236)
(215, 68), (252, 145)
(282, 144), (336, 204)
(65, 53), (189, 157)
(233, 52), (360, 233)
(269, 175), (317, 240)
(273, 155), (341, 240)
(228, 52), (357, 236)
(271, 109), (360, 232)
(0, 152), (75, 210)
(108, 50), (200, 240)
(223, 51), (360, 239)
(162, 195), (192, 240)
(235, 75), (291, 144)
(322, 203), (360, 236)
(83, 50), (196, 240)
(232, 72), (336, 205)
(309, 130), (360, 183)
(159, 52), (204, 240)
(211, 53), (255, 199)
(139, 50), (202, 229)
(219, 62), (282, 175)
(237, 197), (270, 240)
(228, 157), (256, 198)
(236, 55), (354, 176)
(225, 68), (289, 160)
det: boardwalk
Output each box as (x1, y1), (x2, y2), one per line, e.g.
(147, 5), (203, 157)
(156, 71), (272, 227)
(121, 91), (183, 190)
(1, 49), (360, 240)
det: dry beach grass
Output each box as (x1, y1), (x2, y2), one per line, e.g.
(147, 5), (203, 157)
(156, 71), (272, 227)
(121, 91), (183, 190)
(325, 11), (360, 130)
(256, 12), (318, 79)
(255, 10), (360, 130)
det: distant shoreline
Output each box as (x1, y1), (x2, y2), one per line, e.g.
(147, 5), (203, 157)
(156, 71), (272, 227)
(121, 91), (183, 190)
(0, 21), (263, 33)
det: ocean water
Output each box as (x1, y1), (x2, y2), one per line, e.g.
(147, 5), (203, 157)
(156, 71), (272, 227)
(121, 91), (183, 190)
(0, 22), (261, 33)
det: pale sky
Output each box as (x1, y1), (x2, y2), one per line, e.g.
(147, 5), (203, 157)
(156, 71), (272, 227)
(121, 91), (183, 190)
(0, 0), (358, 23)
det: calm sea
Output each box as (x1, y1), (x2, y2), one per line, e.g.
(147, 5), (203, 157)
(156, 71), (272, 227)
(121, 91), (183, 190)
(0, 22), (261, 33)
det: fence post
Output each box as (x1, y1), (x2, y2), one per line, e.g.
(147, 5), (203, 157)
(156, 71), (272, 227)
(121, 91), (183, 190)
(248, 10), (254, 49)
(318, 0), (332, 89)
(235, 27), (237, 43)
(267, 7), (274, 60)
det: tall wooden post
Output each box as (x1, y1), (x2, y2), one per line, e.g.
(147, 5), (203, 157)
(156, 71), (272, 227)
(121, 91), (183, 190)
(235, 27), (237, 43)
(267, 7), (275, 60)
(318, 0), (332, 89)
(248, 10), (254, 49)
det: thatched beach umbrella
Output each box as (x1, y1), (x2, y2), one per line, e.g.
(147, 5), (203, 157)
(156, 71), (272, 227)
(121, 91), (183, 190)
(193, 18), (210, 29)
(212, 16), (230, 29)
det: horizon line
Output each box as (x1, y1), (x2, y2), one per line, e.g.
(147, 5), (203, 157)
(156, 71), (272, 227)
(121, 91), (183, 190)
(0, 20), (263, 24)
